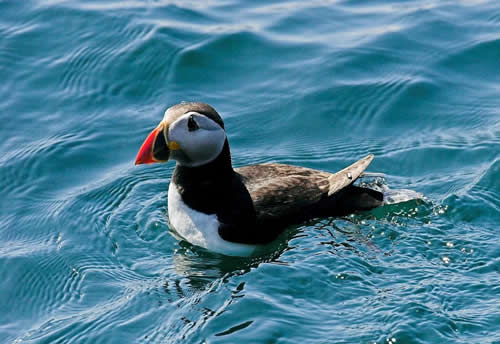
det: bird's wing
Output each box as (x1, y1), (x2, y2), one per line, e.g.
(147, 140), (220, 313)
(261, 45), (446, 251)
(236, 163), (331, 222)
(327, 154), (373, 196)
(235, 155), (374, 223)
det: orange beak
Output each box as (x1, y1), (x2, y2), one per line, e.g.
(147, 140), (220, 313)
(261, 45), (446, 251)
(135, 125), (165, 165)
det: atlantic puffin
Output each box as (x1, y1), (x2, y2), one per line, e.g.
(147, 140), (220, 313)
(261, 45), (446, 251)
(135, 102), (384, 256)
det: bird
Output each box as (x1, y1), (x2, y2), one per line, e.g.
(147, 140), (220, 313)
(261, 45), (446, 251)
(135, 102), (384, 256)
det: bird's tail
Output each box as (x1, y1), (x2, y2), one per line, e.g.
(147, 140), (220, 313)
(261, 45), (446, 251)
(357, 172), (424, 205)
(382, 188), (423, 205)
(326, 154), (423, 212)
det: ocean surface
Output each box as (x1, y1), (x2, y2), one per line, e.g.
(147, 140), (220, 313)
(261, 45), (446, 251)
(1, 0), (499, 343)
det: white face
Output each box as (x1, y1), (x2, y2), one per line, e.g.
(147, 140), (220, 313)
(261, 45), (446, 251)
(165, 111), (226, 167)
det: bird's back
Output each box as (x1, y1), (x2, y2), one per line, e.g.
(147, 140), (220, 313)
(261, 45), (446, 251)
(236, 163), (330, 222)
(236, 162), (383, 226)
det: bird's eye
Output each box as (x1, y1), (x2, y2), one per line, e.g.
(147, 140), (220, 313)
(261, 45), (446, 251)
(188, 115), (199, 132)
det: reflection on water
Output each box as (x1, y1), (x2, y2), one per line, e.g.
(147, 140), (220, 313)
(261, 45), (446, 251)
(170, 239), (288, 290)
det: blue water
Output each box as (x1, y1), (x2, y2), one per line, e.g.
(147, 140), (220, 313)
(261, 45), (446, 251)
(1, 1), (499, 343)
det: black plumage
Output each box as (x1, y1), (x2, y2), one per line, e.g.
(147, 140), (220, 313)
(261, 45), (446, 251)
(172, 138), (383, 245)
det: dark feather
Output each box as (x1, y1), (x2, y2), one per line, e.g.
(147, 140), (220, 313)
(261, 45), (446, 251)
(173, 150), (382, 245)
(236, 163), (330, 222)
(218, 163), (383, 244)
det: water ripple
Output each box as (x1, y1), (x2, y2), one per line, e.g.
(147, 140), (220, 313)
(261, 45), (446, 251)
(2, 0), (500, 343)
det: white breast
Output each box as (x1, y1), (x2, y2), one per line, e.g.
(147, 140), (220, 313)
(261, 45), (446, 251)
(167, 182), (259, 256)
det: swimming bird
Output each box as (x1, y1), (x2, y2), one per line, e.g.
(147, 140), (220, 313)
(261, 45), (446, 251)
(135, 102), (384, 256)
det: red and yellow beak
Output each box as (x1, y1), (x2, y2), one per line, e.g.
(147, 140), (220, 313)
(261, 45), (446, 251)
(135, 123), (169, 165)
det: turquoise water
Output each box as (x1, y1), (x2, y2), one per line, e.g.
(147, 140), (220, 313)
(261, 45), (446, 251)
(1, 0), (499, 343)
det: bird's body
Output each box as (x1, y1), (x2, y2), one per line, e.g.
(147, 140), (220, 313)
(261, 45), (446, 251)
(168, 181), (258, 256)
(168, 161), (382, 256)
(136, 102), (384, 256)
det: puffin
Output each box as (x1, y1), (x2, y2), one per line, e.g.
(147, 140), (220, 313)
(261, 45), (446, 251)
(135, 102), (384, 256)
